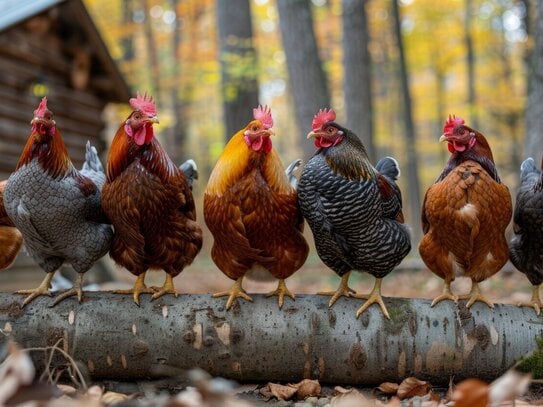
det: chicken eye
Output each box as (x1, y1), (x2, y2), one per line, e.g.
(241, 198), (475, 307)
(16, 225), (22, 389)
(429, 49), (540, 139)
(133, 112), (142, 120)
(327, 127), (335, 134)
(252, 125), (259, 132)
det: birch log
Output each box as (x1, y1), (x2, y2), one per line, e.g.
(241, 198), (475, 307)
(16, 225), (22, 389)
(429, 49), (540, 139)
(0, 292), (540, 386)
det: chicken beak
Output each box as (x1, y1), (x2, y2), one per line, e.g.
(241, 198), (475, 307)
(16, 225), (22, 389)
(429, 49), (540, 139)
(265, 129), (275, 137)
(439, 134), (448, 143)
(307, 131), (319, 139)
(148, 116), (160, 125)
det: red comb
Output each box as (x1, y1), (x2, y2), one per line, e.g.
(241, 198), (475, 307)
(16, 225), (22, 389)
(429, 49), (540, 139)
(443, 114), (465, 135)
(34, 97), (48, 118)
(129, 91), (157, 116)
(253, 105), (273, 129)
(312, 108), (336, 131)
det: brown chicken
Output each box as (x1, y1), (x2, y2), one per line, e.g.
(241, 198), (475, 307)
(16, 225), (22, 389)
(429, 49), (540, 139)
(204, 105), (309, 309)
(419, 115), (512, 308)
(0, 180), (22, 270)
(102, 92), (202, 304)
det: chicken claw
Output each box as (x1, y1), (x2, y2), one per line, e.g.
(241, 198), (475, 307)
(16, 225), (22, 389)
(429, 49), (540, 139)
(151, 274), (178, 300)
(114, 273), (155, 305)
(353, 277), (390, 319)
(459, 281), (494, 308)
(17, 272), (54, 307)
(518, 285), (542, 316)
(266, 279), (295, 309)
(431, 281), (458, 307)
(213, 276), (252, 310)
(51, 273), (85, 306)
(318, 272), (357, 306)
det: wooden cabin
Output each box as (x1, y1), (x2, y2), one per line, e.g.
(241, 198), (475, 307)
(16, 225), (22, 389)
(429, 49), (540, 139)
(0, 0), (131, 289)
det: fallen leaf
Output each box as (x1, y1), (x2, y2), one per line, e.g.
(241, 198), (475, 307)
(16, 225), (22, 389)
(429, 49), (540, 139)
(452, 378), (489, 407)
(0, 341), (35, 405)
(101, 391), (129, 404)
(288, 379), (321, 398)
(489, 369), (531, 406)
(376, 382), (399, 395)
(268, 382), (297, 401)
(57, 384), (77, 396)
(330, 387), (369, 406)
(397, 377), (431, 400)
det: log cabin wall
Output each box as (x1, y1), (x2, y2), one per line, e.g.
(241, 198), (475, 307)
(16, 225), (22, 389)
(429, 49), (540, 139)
(0, 0), (130, 288)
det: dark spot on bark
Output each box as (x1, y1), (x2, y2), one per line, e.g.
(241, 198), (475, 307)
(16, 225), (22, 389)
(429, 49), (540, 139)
(183, 331), (194, 344)
(203, 336), (214, 347)
(311, 313), (320, 333)
(46, 328), (64, 347)
(359, 311), (370, 328)
(409, 316), (417, 336)
(218, 351), (231, 359)
(232, 328), (243, 344)
(443, 317), (449, 334)
(329, 309), (337, 328)
(132, 340), (149, 357)
(348, 340), (367, 370)
(0, 302), (25, 319)
(469, 325), (490, 350)
(458, 303), (473, 324)
(284, 306), (298, 314)
(433, 320), (439, 327)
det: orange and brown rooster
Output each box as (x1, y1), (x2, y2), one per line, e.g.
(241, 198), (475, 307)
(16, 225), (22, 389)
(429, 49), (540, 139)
(204, 105), (309, 309)
(0, 180), (22, 270)
(419, 115), (512, 308)
(102, 93), (202, 305)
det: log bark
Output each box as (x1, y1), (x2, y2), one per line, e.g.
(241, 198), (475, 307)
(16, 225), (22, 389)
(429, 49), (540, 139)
(0, 293), (540, 386)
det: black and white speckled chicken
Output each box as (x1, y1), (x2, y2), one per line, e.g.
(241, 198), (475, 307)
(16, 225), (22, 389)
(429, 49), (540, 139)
(509, 157), (543, 315)
(297, 108), (411, 319)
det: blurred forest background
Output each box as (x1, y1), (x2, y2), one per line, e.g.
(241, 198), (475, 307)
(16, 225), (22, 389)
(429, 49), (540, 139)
(79, 0), (542, 297)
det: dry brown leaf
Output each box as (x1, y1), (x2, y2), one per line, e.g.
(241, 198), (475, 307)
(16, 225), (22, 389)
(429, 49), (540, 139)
(376, 382), (399, 395)
(331, 387), (369, 406)
(85, 385), (104, 401)
(489, 369), (531, 406)
(288, 378), (321, 399)
(0, 341), (35, 405)
(397, 377), (431, 400)
(268, 382), (297, 401)
(452, 378), (489, 407)
(57, 384), (77, 396)
(101, 391), (129, 404)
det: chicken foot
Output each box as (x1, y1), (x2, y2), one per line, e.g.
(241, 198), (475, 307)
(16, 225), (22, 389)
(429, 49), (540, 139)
(266, 279), (294, 309)
(51, 273), (85, 306)
(16, 271), (54, 307)
(213, 276), (252, 310)
(318, 271), (357, 306)
(151, 274), (178, 300)
(458, 281), (494, 308)
(431, 280), (458, 307)
(518, 285), (542, 316)
(114, 273), (155, 306)
(353, 278), (390, 319)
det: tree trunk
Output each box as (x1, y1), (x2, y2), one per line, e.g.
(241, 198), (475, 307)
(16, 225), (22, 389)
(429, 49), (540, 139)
(0, 293), (540, 386)
(143, 0), (161, 98)
(464, 0), (478, 129)
(276, 0), (331, 161)
(216, 0), (259, 141)
(391, 0), (421, 245)
(525, 0), (543, 165)
(342, 0), (375, 162)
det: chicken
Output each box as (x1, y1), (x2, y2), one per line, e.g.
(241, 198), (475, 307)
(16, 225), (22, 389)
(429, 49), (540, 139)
(0, 180), (23, 270)
(204, 105), (309, 309)
(297, 108), (411, 319)
(3, 97), (112, 306)
(419, 115), (512, 308)
(102, 92), (202, 305)
(509, 157), (543, 314)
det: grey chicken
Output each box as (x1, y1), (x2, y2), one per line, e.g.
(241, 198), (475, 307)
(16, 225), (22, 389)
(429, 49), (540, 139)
(3, 97), (112, 306)
(509, 157), (543, 315)
(297, 108), (411, 318)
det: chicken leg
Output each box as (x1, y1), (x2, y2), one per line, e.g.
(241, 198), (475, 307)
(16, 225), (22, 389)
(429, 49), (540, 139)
(151, 274), (178, 300)
(266, 279), (294, 309)
(431, 280), (458, 307)
(518, 285), (542, 315)
(318, 271), (357, 306)
(459, 280), (494, 308)
(114, 273), (155, 305)
(353, 277), (390, 319)
(51, 273), (85, 306)
(17, 272), (54, 307)
(213, 276), (252, 310)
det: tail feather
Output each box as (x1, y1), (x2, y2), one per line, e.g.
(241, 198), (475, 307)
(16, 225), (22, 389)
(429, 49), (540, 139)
(80, 141), (106, 188)
(285, 159), (302, 189)
(180, 159), (198, 190)
(376, 156), (400, 181)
